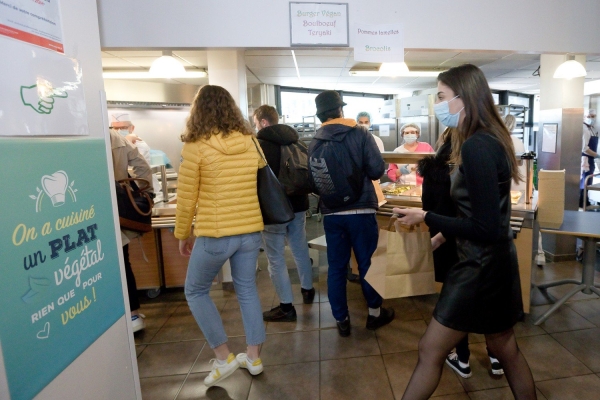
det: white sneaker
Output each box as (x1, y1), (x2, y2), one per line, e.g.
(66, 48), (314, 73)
(204, 353), (240, 387)
(131, 313), (145, 333)
(236, 353), (264, 376)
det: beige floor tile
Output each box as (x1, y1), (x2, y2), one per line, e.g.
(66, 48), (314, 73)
(512, 314), (547, 338)
(320, 326), (380, 360)
(137, 340), (205, 378)
(150, 304), (205, 343)
(567, 298), (600, 326)
(517, 335), (592, 381)
(260, 330), (320, 366)
(177, 371), (252, 399)
(320, 356), (394, 399)
(265, 302), (320, 333)
(383, 351), (465, 398)
(376, 319), (428, 354)
(247, 362), (319, 400)
(536, 374), (600, 400)
(191, 336), (249, 373)
(140, 374), (186, 400)
(136, 344), (146, 357)
(551, 328), (600, 372)
(134, 302), (181, 344)
(529, 303), (596, 333)
(430, 394), (470, 399)
(467, 387), (547, 400)
(383, 297), (424, 321)
(411, 293), (439, 320)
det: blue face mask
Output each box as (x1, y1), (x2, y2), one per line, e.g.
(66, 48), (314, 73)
(433, 95), (463, 128)
(117, 129), (130, 136)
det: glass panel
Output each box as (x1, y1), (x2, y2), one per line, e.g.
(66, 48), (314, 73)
(280, 91), (318, 124)
(342, 96), (387, 124)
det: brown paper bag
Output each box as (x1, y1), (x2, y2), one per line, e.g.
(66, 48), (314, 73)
(373, 180), (387, 207)
(365, 218), (435, 298)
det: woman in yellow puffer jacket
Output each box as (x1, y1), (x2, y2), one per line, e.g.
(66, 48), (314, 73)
(175, 85), (266, 387)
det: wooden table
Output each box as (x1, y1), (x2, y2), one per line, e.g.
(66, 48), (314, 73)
(534, 210), (600, 325)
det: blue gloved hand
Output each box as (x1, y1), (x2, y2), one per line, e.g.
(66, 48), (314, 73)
(400, 164), (411, 175)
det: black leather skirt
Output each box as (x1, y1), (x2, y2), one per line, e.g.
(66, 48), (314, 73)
(433, 238), (524, 334)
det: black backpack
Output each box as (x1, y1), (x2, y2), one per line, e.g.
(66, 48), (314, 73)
(308, 138), (363, 209)
(278, 141), (312, 196)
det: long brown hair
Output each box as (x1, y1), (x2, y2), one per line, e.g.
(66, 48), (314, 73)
(439, 64), (521, 183)
(181, 85), (254, 143)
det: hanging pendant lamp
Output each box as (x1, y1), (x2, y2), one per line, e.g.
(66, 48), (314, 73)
(553, 55), (587, 80)
(149, 51), (186, 78)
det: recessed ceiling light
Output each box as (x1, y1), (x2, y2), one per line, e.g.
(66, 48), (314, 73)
(102, 70), (208, 79)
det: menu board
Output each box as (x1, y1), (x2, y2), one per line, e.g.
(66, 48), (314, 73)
(289, 2), (349, 47)
(0, 138), (125, 400)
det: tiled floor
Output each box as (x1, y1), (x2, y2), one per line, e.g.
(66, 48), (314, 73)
(134, 217), (600, 399)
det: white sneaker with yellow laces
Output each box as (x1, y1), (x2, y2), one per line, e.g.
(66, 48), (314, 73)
(236, 353), (264, 376)
(204, 353), (239, 387)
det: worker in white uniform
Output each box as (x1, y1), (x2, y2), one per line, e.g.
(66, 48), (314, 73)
(357, 111), (385, 152)
(110, 113), (161, 197)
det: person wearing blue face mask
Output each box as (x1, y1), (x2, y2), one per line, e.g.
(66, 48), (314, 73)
(395, 64), (535, 400)
(386, 123), (434, 185)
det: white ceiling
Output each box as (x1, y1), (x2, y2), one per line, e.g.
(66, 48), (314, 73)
(102, 49), (600, 96)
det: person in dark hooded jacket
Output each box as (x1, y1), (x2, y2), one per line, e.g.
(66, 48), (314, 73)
(309, 90), (394, 337)
(254, 105), (316, 322)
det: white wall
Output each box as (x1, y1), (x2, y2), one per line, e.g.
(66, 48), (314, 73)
(98, 0), (600, 54)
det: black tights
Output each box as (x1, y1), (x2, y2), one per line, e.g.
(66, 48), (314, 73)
(402, 318), (536, 400)
(455, 335), (497, 363)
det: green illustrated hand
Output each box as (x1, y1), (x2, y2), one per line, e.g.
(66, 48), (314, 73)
(20, 84), (68, 114)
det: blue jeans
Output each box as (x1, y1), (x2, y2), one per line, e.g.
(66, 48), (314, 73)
(185, 232), (266, 348)
(323, 213), (382, 321)
(262, 211), (313, 304)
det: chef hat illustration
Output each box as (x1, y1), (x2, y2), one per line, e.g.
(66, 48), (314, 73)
(111, 113), (132, 123)
(42, 171), (69, 207)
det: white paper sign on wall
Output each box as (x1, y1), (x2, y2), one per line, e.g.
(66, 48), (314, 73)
(289, 2), (348, 47)
(0, 36), (88, 136)
(0, 0), (64, 53)
(353, 23), (404, 63)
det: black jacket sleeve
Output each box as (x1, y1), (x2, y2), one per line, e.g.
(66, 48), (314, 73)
(424, 134), (505, 243)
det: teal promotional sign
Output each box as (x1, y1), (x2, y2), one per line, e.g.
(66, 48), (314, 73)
(0, 138), (125, 400)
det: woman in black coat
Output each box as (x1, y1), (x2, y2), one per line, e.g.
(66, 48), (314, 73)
(418, 129), (504, 379)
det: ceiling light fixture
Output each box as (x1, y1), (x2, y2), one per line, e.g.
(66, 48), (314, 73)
(349, 64), (441, 78)
(553, 55), (587, 80)
(149, 50), (186, 78)
(291, 50), (301, 81)
(102, 70), (207, 79)
(379, 62), (410, 76)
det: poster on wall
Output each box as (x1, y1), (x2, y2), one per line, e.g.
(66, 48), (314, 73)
(289, 2), (348, 47)
(0, 36), (88, 136)
(0, 0), (64, 53)
(0, 138), (126, 400)
(353, 23), (404, 63)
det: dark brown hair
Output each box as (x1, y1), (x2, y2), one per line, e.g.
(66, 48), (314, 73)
(253, 105), (279, 126)
(181, 85), (253, 143)
(438, 64), (521, 183)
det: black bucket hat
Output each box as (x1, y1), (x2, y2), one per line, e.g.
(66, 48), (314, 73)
(315, 90), (346, 115)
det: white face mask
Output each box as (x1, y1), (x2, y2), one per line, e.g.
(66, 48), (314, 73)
(403, 133), (418, 144)
(118, 129), (130, 136)
(585, 117), (596, 126)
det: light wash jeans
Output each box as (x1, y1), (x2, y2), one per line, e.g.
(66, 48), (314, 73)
(262, 211), (314, 304)
(185, 232), (265, 348)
